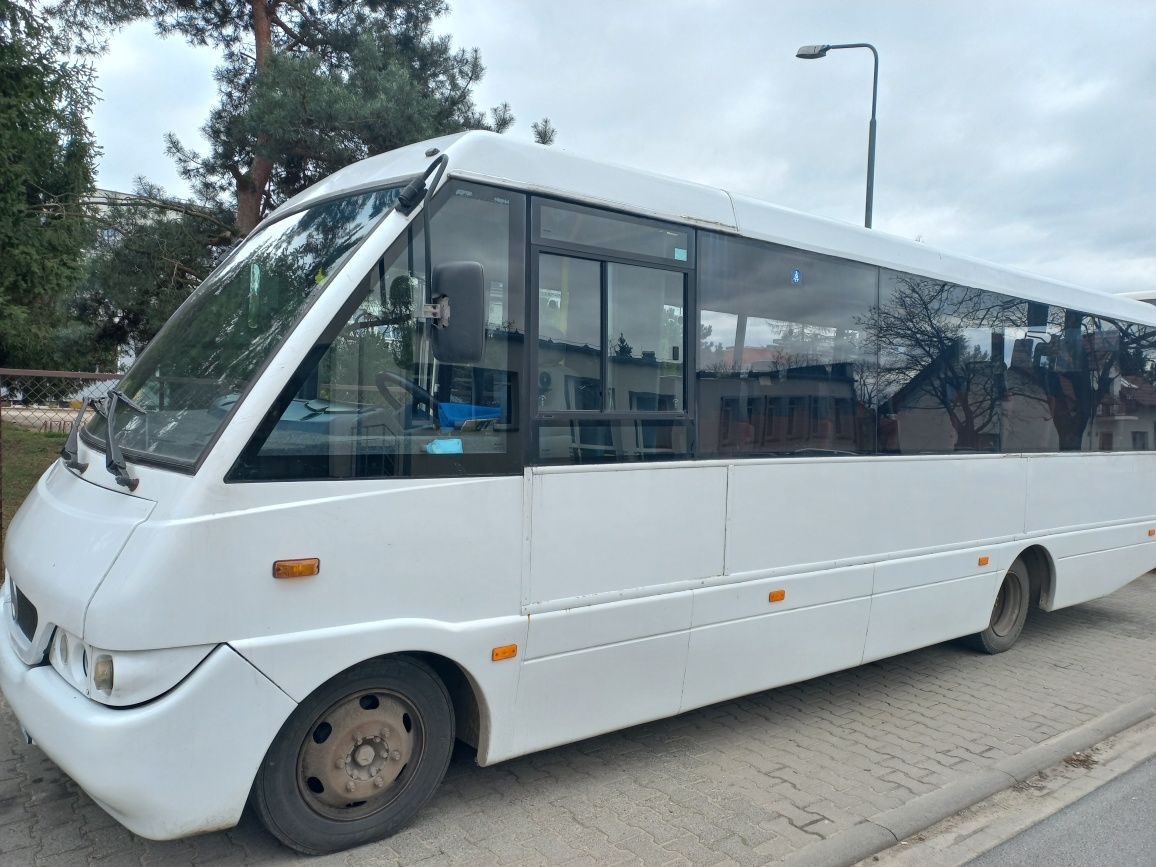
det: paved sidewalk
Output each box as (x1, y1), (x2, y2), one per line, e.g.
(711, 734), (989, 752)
(866, 708), (1156, 865)
(1, 573), (1155, 866)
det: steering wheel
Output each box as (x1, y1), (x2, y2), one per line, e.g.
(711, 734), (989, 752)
(374, 371), (439, 418)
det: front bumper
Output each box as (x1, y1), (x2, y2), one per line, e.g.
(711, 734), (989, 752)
(0, 610), (296, 840)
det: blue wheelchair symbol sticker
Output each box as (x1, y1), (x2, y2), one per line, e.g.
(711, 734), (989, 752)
(791, 269), (802, 285)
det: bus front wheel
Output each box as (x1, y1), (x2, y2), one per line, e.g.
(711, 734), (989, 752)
(968, 559), (1030, 654)
(251, 656), (455, 854)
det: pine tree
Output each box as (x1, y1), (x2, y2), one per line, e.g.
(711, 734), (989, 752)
(50, 1), (557, 357)
(532, 117), (557, 146)
(0, 0), (102, 368)
(120, 0), (524, 236)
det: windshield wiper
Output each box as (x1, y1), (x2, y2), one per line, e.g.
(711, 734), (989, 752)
(60, 397), (107, 473)
(103, 388), (146, 491)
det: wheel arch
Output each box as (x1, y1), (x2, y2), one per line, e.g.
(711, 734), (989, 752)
(291, 650), (494, 764)
(1012, 543), (1057, 610)
(406, 651), (489, 759)
(231, 617), (527, 769)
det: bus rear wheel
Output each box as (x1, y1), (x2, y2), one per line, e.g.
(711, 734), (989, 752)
(251, 656), (454, 854)
(968, 558), (1030, 654)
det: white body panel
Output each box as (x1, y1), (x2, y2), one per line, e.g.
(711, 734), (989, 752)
(514, 630), (689, 755)
(863, 573), (1002, 662)
(527, 464), (728, 607)
(725, 455), (1026, 572)
(3, 131), (1155, 843)
(683, 594), (871, 710)
(86, 475), (525, 650)
(1026, 452), (1155, 533)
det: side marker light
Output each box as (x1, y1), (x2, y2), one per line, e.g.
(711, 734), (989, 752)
(93, 654), (114, 694)
(491, 644), (518, 662)
(769, 589), (786, 603)
(978, 556), (990, 567)
(273, 558), (320, 579)
(1148, 529), (1155, 537)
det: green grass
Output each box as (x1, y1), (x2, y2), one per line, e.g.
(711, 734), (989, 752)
(1, 422), (66, 574)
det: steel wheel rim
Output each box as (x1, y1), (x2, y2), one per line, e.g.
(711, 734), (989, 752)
(296, 689), (424, 821)
(990, 572), (1023, 637)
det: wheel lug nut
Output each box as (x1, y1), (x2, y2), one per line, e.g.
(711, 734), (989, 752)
(390, 749), (401, 760)
(374, 776), (384, 788)
(381, 727), (391, 737)
(346, 781), (356, 793)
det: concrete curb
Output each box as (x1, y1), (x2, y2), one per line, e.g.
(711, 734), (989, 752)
(779, 693), (1156, 867)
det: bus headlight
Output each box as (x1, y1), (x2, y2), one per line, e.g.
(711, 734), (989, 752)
(49, 629), (215, 707)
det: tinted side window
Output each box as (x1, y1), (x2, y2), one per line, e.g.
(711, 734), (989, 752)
(869, 277), (1156, 454)
(533, 201), (691, 465)
(1031, 312), (1146, 452)
(537, 254), (602, 412)
(872, 272), (1036, 454)
(696, 233), (877, 457)
(535, 199), (693, 266)
(607, 263), (685, 413)
(1114, 324), (1156, 450)
(1003, 306), (1146, 452)
(231, 182), (526, 480)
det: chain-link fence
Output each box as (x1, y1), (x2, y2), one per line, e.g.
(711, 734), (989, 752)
(0, 368), (122, 434)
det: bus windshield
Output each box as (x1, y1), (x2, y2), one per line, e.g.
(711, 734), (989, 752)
(86, 186), (404, 468)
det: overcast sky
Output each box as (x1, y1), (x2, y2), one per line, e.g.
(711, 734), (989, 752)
(90, 1), (1156, 295)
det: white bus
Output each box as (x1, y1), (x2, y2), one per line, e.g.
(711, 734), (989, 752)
(3, 131), (1155, 854)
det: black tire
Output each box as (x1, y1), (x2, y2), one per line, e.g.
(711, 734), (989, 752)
(968, 558), (1031, 654)
(251, 656), (454, 855)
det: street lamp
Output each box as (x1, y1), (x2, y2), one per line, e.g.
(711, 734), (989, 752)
(796, 43), (879, 229)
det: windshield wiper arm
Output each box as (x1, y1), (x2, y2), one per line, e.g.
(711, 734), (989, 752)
(60, 396), (107, 473)
(396, 153), (449, 215)
(104, 388), (145, 491)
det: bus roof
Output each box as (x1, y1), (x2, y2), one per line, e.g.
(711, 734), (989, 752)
(1116, 289), (1156, 302)
(275, 130), (1156, 327)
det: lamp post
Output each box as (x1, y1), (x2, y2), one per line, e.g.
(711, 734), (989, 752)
(796, 43), (879, 229)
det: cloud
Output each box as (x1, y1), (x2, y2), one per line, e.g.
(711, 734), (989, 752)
(90, 21), (217, 196)
(92, 2), (1155, 294)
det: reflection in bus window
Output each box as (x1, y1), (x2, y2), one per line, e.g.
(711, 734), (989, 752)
(231, 183), (526, 480)
(536, 254), (601, 413)
(870, 272), (1156, 453)
(608, 264), (684, 414)
(696, 232), (877, 457)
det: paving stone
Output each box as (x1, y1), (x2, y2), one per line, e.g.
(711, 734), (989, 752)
(35, 852), (93, 867)
(0, 819), (34, 854)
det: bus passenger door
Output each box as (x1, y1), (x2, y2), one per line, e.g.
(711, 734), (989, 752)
(512, 206), (712, 755)
(513, 463), (727, 757)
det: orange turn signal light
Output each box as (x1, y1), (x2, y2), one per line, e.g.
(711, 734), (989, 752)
(768, 589), (786, 603)
(273, 558), (320, 579)
(978, 556), (990, 567)
(1148, 529), (1155, 537)
(491, 644), (518, 662)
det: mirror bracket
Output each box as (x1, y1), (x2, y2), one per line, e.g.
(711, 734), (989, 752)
(422, 295), (451, 328)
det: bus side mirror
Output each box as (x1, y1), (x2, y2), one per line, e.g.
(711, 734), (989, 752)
(431, 261), (486, 363)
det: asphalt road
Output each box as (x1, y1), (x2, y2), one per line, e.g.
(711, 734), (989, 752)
(969, 756), (1156, 866)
